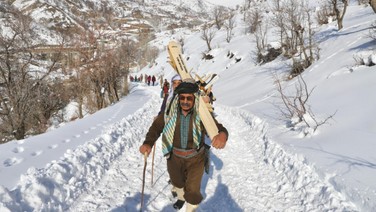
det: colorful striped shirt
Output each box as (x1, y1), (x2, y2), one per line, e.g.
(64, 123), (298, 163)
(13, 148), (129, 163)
(180, 111), (191, 149)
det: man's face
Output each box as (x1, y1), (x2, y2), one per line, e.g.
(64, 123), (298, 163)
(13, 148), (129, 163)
(179, 93), (195, 112)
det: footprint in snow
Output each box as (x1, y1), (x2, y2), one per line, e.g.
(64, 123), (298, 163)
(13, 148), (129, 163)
(48, 144), (58, 149)
(62, 139), (71, 143)
(12, 146), (25, 153)
(3, 157), (23, 167)
(74, 134), (81, 138)
(31, 150), (43, 157)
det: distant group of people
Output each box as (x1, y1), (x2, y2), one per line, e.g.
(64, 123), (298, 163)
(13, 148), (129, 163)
(129, 74), (157, 86)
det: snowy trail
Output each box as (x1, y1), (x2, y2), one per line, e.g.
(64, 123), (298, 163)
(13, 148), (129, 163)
(69, 91), (357, 211)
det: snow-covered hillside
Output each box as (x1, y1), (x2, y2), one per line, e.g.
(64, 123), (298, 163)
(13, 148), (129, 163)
(8, 0), (217, 42)
(1, 0), (376, 211)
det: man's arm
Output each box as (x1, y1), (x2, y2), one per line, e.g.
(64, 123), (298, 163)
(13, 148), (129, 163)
(139, 114), (165, 155)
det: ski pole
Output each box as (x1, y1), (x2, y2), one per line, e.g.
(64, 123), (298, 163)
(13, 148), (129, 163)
(141, 152), (147, 212)
(151, 144), (156, 187)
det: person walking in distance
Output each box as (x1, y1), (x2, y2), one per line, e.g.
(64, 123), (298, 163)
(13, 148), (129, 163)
(158, 74), (181, 115)
(139, 80), (228, 211)
(152, 75), (156, 86)
(162, 79), (170, 98)
(147, 75), (151, 86)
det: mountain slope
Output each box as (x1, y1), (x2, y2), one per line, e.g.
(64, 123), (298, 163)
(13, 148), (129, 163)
(0, 1), (375, 211)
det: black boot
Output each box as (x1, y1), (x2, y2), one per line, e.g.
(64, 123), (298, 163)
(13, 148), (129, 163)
(173, 199), (185, 210)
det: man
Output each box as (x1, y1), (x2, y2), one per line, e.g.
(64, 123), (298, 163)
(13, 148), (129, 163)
(139, 80), (228, 211)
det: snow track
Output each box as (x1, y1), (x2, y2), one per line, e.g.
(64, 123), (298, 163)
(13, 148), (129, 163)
(69, 96), (357, 211)
(0, 91), (357, 211)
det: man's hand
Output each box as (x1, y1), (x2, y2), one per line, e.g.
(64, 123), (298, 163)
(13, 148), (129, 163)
(139, 144), (152, 156)
(202, 95), (210, 103)
(211, 132), (227, 149)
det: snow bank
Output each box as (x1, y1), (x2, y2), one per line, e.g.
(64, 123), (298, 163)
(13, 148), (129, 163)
(0, 95), (159, 211)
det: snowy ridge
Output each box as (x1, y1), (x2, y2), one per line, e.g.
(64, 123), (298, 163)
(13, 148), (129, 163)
(211, 106), (357, 211)
(0, 88), (160, 211)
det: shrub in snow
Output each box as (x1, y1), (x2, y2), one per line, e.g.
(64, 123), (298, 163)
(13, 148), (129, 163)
(316, 3), (336, 25)
(202, 53), (214, 60)
(274, 74), (336, 136)
(257, 47), (282, 64)
(353, 51), (376, 67)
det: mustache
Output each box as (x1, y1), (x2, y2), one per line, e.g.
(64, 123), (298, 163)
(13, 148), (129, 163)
(180, 103), (191, 107)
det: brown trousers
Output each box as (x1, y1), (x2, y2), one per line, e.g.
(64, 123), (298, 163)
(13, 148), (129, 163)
(167, 150), (205, 205)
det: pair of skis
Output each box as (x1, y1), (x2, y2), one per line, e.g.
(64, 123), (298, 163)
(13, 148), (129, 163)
(167, 40), (219, 140)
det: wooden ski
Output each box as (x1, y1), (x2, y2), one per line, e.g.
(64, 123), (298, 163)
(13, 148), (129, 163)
(167, 40), (219, 140)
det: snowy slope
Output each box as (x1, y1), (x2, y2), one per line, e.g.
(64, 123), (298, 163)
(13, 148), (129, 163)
(1, 1), (376, 212)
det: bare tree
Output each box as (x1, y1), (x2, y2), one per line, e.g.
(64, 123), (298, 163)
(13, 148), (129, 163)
(103, 44), (135, 104)
(274, 74), (336, 134)
(0, 6), (63, 141)
(254, 18), (269, 63)
(70, 28), (107, 111)
(269, 0), (318, 75)
(330, 0), (348, 30)
(119, 36), (137, 75)
(32, 79), (70, 132)
(66, 70), (91, 119)
(271, 0), (286, 50)
(69, 20), (138, 113)
(224, 12), (236, 43)
(292, 6), (316, 76)
(316, 1), (335, 25)
(201, 23), (217, 52)
(213, 6), (225, 30)
(247, 7), (263, 34)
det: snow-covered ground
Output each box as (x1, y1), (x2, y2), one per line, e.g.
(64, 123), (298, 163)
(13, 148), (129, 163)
(0, 84), (359, 211)
(1, 2), (376, 212)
